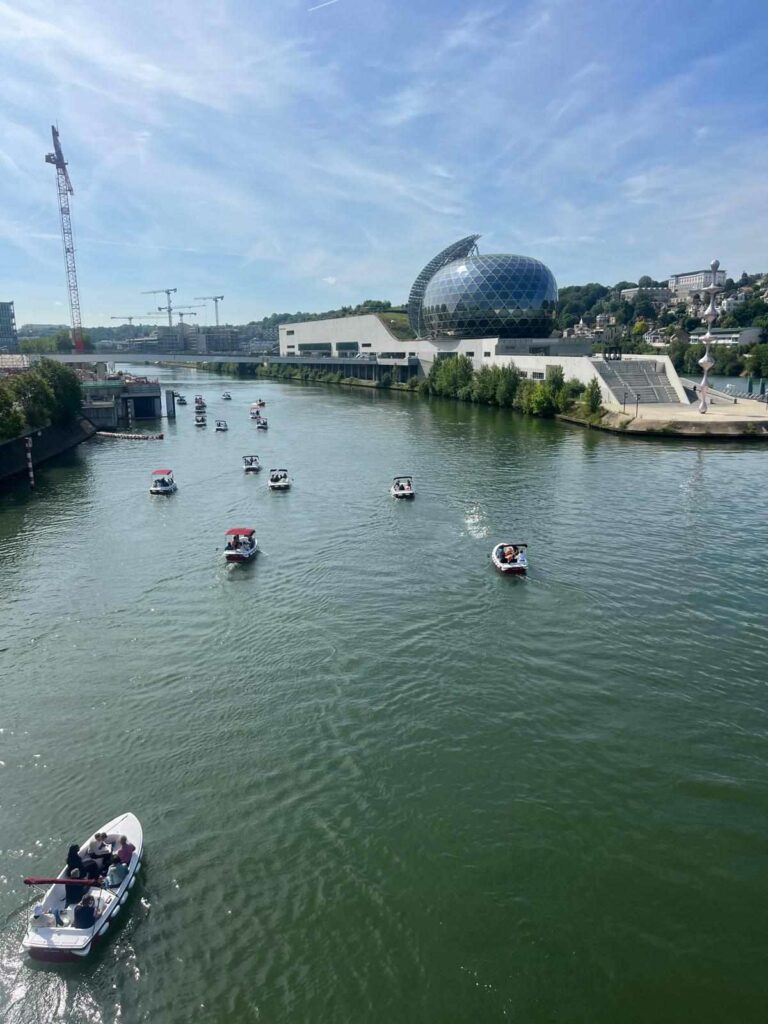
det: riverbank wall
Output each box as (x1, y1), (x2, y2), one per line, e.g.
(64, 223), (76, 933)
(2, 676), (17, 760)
(0, 416), (97, 488)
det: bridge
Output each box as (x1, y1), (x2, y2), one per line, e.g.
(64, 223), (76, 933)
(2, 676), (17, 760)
(31, 350), (272, 366)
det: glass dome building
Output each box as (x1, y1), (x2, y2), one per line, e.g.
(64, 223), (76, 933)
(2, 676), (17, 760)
(416, 248), (558, 339)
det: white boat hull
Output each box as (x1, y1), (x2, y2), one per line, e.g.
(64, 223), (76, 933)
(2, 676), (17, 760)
(21, 812), (143, 962)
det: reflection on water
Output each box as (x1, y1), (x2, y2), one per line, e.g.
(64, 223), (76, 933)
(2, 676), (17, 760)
(2, 367), (768, 1023)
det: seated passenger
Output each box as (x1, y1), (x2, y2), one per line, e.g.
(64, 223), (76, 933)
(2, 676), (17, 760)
(86, 833), (112, 874)
(116, 836), (136, 866)
(503, 546), (518, 563)
(106, 855), (129, 888)
(73, 894), (100, 930)
(30, 905), (57, 929)
(65, 868), (86, 906)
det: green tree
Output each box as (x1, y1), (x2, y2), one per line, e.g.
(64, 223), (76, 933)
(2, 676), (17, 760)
(584, 377), (602, 415)
(0, 383), (25, 439)
(37, 359), (83, 422)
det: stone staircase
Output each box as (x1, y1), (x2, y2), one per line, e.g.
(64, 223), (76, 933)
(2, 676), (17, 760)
(592, 359), (682, 404)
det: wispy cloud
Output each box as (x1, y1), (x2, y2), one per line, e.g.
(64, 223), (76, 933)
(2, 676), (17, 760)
(308, 0), (340, 10)
(1, 0), (767, 324)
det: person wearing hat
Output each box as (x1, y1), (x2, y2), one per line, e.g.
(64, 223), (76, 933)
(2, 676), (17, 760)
(30, 905), (56, 929)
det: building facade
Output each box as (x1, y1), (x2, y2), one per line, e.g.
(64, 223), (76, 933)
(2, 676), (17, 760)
(668, 269), (727, 297)
(0, 301), (18, 352)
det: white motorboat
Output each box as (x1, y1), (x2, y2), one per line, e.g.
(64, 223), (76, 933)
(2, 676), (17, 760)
(249, 404), (261, 420)
(194, 394), (206, 410)
(195, 414), (207, 427)
(268, 468), (291, 491)
(223, 527), (258, 563)
(491, 542), (528, 575)
(21, 812), (143, 963)
(215, 419), (228, 432)
(242, 455), (261, 474)
(149, 468), (177, 495)
(255, 417), (268, 430)
(222, 392), (232, 400)
(390, 475), (415, 499)
(176, 395), (187, 405)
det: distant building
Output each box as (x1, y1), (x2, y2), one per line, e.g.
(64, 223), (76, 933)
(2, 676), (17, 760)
(668, 269), (726, 297)
(0, 301), (18, 352)
(619, 286), (671, 305)
(0, 353), (30, 374)
(689, 326), (762, 347)
(17, 323), (69, 339)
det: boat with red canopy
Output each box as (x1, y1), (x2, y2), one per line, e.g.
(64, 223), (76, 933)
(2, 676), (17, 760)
(21, 811), (143, 962)
(224, 527), (258, 563)
(149, 468), (177, 495)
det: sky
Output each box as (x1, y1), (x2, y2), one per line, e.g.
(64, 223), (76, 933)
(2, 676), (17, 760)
(1, 0), (767, 327)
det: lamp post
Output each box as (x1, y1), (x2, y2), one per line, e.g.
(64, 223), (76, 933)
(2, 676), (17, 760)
(698, 258), (721, 414)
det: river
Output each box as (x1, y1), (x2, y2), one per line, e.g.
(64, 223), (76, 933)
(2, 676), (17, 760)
(1, 366), (767, 1023)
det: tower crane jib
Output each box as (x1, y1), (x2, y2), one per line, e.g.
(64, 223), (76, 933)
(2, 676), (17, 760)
(45, 126), (84, 353)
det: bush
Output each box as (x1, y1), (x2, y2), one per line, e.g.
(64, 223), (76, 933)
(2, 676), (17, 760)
(584, 377), (602, 415)
(0, 362), (82, 440)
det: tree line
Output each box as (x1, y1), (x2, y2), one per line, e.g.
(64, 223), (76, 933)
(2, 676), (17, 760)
(0, 360), (83, 441)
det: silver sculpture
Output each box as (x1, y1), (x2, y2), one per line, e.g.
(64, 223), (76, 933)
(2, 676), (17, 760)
(698, 258), (721, 413)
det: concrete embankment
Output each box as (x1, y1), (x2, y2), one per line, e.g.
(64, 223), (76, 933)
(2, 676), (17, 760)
(559, 404), (768, 438)
(0, 416), (97, 488)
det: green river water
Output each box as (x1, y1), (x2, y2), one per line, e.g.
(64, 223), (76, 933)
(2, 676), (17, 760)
(1, 366), (767, 1023)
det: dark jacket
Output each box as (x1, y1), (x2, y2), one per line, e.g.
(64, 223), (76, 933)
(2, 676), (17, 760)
(73, 903), (96, 929)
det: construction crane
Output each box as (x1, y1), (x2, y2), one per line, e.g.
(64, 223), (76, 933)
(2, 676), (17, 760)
(45, 126), (84, 353)
(194, 295), (224, 327)
(110, 314), (164, 326)
(142, 287), (177, 329)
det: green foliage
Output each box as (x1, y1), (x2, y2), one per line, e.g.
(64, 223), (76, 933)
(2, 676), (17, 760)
(0, 361), (82, 439)
(584, 377), (602, 415)
(378, 372), (392, 389)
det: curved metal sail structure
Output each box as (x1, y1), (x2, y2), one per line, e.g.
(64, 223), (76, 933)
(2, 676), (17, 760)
(407, 235), (481, 337)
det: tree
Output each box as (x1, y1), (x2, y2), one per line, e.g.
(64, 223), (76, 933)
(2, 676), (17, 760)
(37, 359), (82, 422)
(638, 275), (655, 288)
(584, 377), (602, 415)
(632, 319), (649, 336)
(0, 384), (25, 439)
(635, 295), (656, 320)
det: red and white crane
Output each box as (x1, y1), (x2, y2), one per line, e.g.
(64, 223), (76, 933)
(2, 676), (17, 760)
(45, 126), (85, 353)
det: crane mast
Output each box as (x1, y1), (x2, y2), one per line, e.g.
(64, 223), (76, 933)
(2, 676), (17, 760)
(45, 126), (84, 354)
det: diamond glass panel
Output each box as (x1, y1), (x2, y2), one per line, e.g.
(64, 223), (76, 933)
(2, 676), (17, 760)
(421, 254), (558, 338)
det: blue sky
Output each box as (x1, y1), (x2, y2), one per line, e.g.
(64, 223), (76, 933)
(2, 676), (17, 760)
(1, 0), (767, 327)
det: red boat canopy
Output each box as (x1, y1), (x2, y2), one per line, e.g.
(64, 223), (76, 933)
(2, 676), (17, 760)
(225, 527), (255, 537)
(24, 876), (102, 887)
(152, 469), (172, 475)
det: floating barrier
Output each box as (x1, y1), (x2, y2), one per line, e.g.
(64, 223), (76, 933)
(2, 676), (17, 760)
(96, 431), (164, 440)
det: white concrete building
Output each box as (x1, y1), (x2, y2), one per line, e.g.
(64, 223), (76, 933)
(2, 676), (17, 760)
(277, 313), (690, 409)
(668, 268), (727, 297)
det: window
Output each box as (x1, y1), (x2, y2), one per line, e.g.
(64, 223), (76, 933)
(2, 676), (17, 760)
(519, 370), (528, 378)
(532, 371), (545, 379)
(484, 351), (491, 357)
(286, 330), (295, 336)
(465, 351), (474, 357)
(408, 352), (416, 357)
(362, 343), (371, 348)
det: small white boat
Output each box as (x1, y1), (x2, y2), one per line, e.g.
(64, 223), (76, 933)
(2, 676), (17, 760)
(256, 399), (265, 407)
(215, 419), (228, 432)
(256, 417), (268, 430)
(224, 527), (258, 563)
(149, 468), (177, 495)
(195, 414), (207, 427)
(491, 542), (528, 575)
(268, 468), (291, 491)
(222, 392), (232, 400)
(21, 812), (143, 963)
(242, 455), (261, 474)
(176, 395), (187, 405)
(390, 475), (414, 499)
(194, 394), (206, 410)
(249, 404), (261, 420)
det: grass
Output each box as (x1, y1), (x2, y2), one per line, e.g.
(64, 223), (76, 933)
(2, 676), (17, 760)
(377, 312), (416, 341)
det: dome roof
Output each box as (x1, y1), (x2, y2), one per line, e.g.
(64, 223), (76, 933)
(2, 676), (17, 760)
(421, 254), (558, 339)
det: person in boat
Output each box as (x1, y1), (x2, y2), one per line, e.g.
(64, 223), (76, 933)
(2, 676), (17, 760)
(116, 836), (136, 864)
(67, 843), (94, 878)
(106, 855), (129, 888)
(503, 545), (519, 563)
(30, 905), (57, 929)
(73, 894), (100, 930)
(65, 867), (86, 906)
(86, 833), (114, 875)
